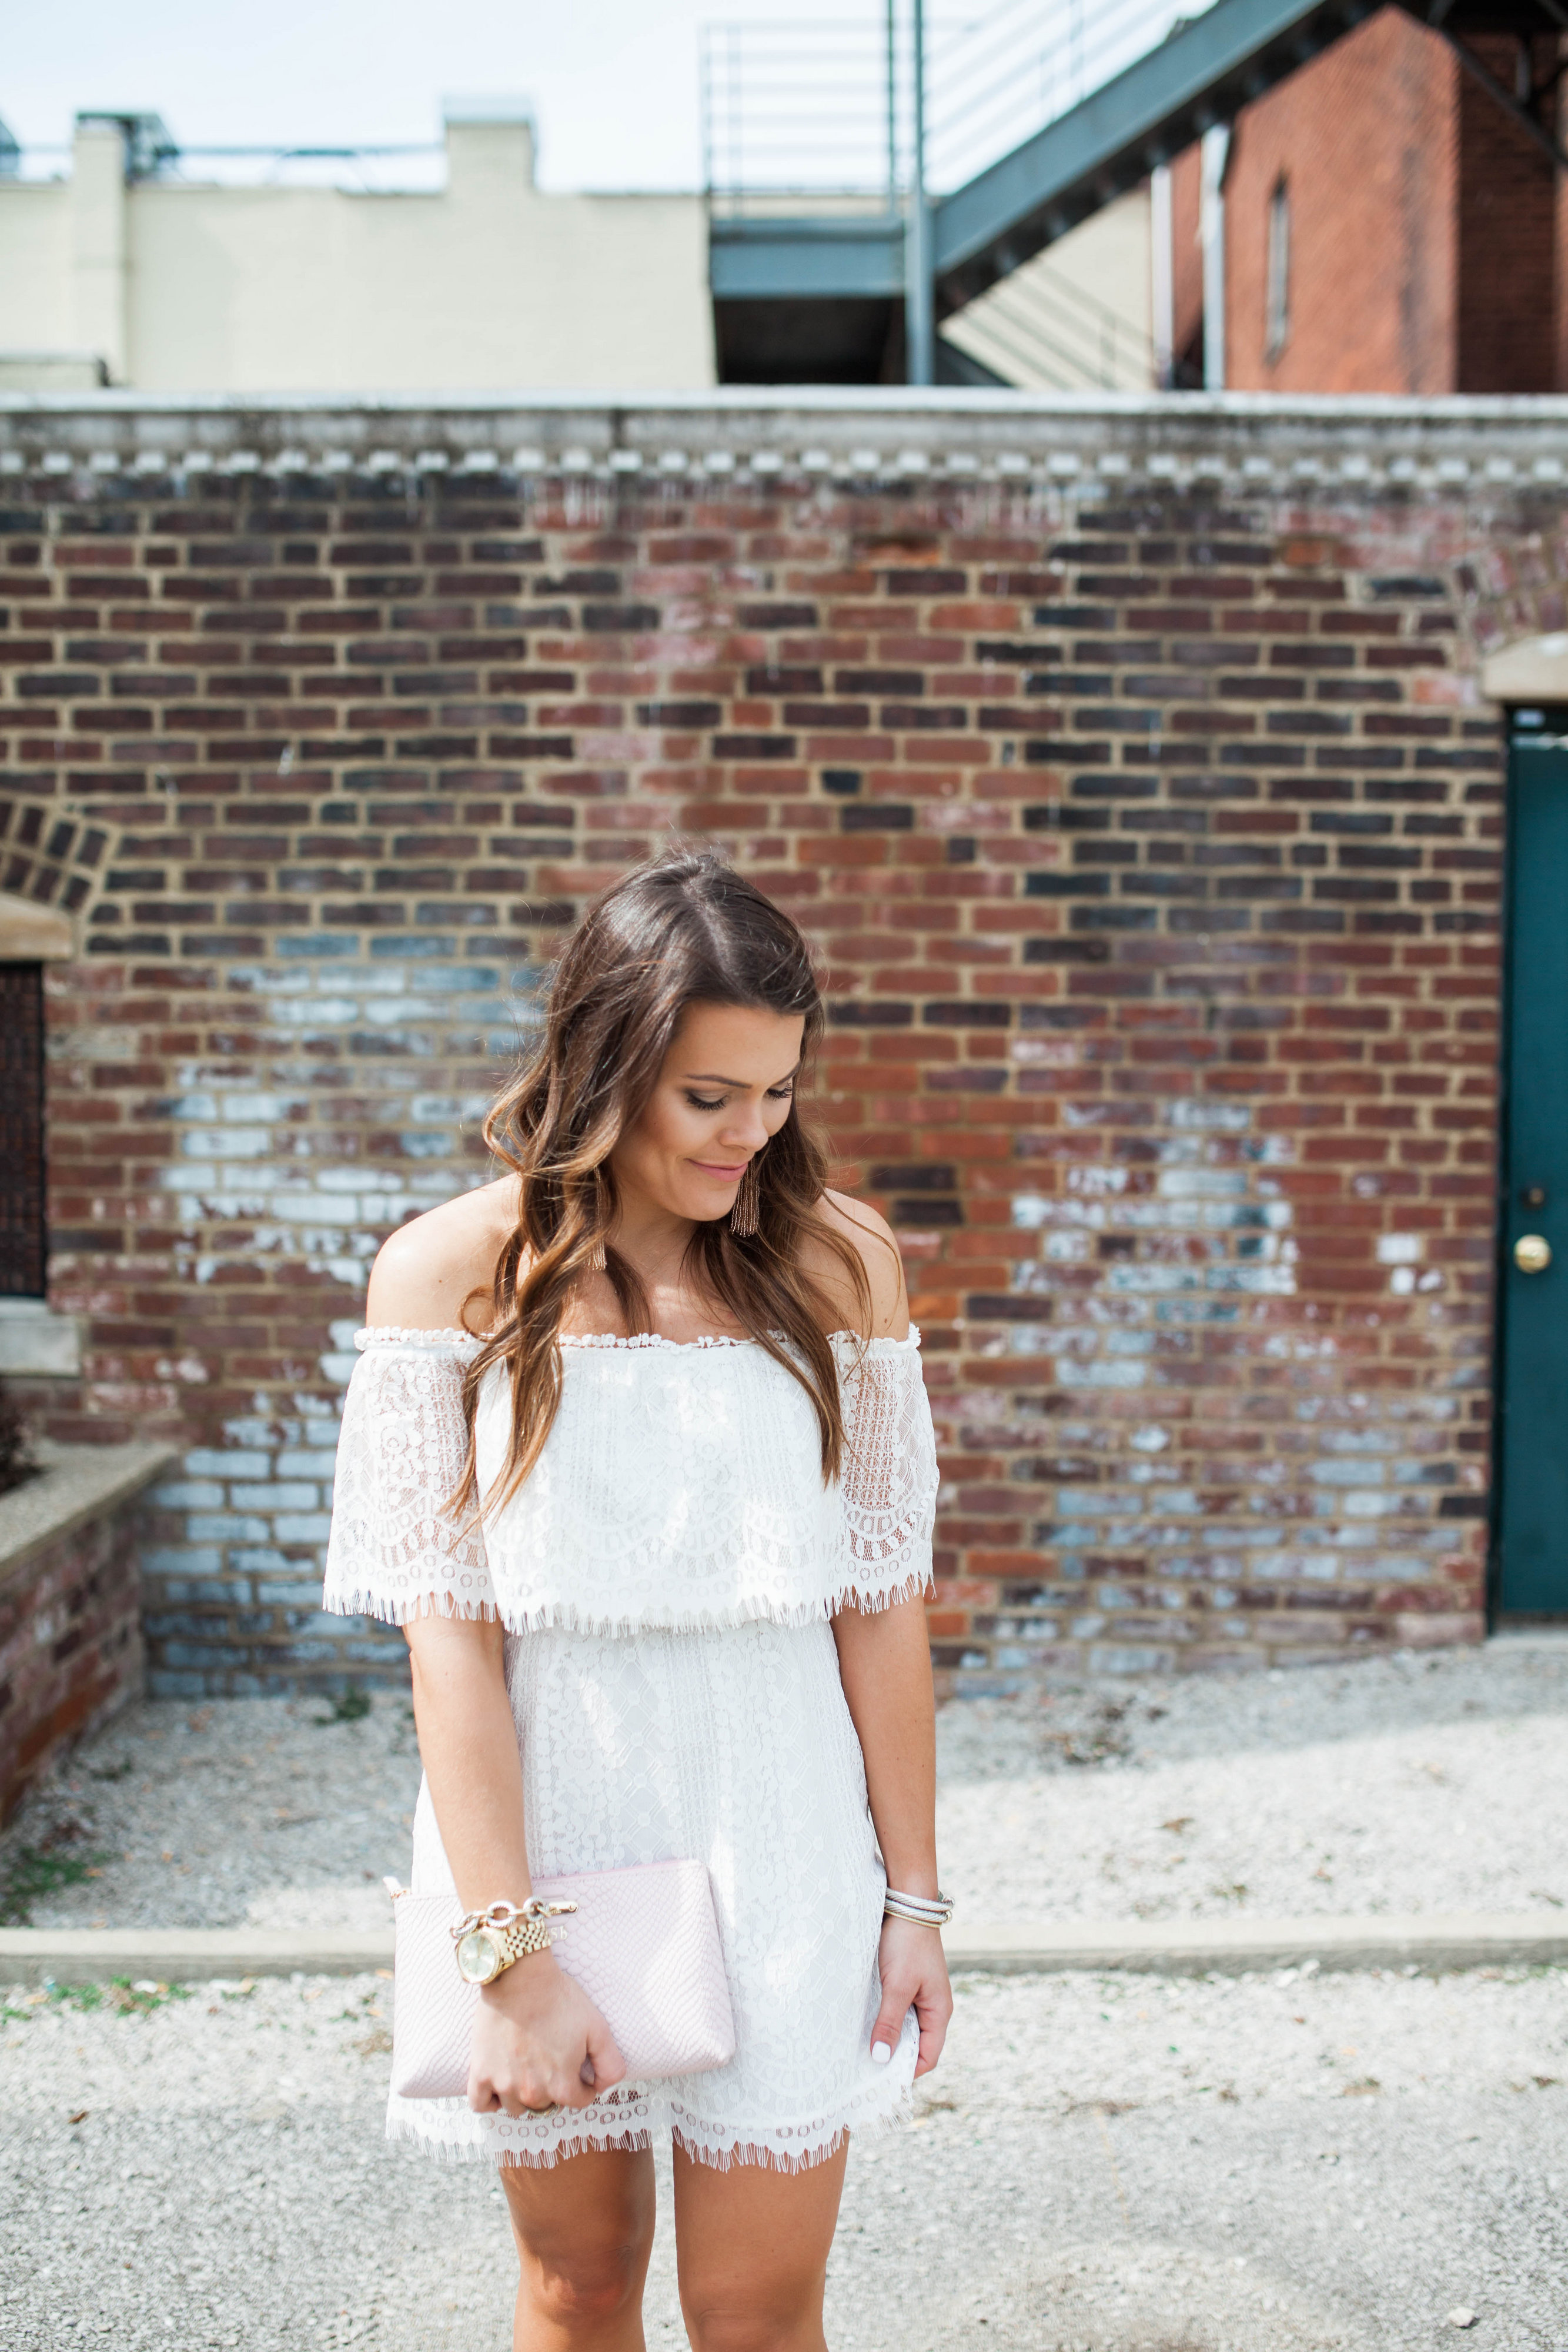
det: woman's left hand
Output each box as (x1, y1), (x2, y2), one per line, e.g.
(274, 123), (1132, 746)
(870, 1915), (953, 2078)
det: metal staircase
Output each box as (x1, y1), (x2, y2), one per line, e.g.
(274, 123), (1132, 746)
(704, 0), (1372, 382)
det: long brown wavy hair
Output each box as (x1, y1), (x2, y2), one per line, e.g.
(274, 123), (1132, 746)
(456, 849), (872, 1511)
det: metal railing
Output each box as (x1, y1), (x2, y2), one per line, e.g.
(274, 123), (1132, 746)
(701, 18), (904, 217)
(703, 0), (1215, 212)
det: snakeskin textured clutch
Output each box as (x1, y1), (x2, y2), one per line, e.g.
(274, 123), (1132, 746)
(387, 1856), (736, 2099)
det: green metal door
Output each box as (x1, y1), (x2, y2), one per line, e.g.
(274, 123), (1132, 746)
(1497, 716), (1568, 1614)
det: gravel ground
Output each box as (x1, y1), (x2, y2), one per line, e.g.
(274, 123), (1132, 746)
(2, 1962), (1565, 2350)
(6, 1642), (1568, 1932)
(5, 1645), (1568, 2347)
(936, 1642), (1568, 1925)
(0, 1693), (422, 1933)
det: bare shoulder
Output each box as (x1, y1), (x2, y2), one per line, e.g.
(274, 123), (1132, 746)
(805, 1188), (910, 1340)
(364, 1176), (517, 1335)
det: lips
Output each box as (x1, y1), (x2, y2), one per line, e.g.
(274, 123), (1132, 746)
(691, 1160), (748, 1181)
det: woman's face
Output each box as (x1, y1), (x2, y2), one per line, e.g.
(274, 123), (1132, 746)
(610, 1000), (805, 1230)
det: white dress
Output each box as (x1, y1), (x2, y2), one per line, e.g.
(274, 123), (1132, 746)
(322, 1324), (940, 2173)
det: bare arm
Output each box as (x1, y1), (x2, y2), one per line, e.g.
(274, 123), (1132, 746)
(369, 1214), (623, 2117)
(405, 1612), (624, 2114)
(833, 1599), (952, 2078)
(405, 1611), (531, 1911)
(832, 1597), (939, 1905)
(820, 1194), (953, 2078)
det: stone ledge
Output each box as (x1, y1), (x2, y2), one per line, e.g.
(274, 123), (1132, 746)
(0, 1299), (83, 1378)
(5, 389), (1568, 487)
(3, 1912), (1566, 1986)
(0, 896), (74, 958)
(0, 1441), (177, 1596)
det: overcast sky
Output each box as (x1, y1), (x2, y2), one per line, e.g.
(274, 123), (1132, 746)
(3, 0), (877, 192)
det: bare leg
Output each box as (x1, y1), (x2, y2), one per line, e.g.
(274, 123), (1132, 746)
(500, 2144), (657, 2352)
(672, 2137), (850, 2352)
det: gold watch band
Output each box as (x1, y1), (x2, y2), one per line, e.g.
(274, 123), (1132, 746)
(494, 1915), (557, 1970)
(452, 1896), (578, 1985)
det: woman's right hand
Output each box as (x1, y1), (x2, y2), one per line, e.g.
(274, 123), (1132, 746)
(467, 1953), (626, 2116)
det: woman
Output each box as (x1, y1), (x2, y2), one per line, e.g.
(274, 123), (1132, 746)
(323, 849), (951, 2352)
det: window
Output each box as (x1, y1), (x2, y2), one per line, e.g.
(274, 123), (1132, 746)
(1265, 178), (1290, 364)
(1, 961), (46, 1297)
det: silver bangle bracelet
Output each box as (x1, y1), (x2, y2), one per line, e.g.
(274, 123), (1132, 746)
(883, 1886), (954, 1926)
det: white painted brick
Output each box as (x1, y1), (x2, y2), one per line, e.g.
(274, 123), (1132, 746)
(268, 1195), (361, 1226)
(180, 1129), (274, 1160)
(230, 1481), (319, 1511)
(184, 1449), (272, 1479)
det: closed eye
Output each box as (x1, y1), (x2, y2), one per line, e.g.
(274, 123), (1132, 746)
(683, 1083), (796, 1112)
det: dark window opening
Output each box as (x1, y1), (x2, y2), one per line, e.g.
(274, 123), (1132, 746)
(1265, 177), (1290, 365)
(1, 961), (46, 1297)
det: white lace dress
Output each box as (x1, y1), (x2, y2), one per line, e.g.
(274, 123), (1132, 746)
(322, 1325), (940, 2173)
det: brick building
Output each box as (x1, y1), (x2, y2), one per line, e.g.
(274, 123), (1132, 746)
(1170, 5), (1568, 395)
(1, 388), (1565, 1697)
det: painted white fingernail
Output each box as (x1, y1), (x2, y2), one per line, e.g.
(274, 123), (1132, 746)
(871, 2041), (892, 2066)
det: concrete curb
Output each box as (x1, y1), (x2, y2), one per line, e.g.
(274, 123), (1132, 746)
(0, 1927), (391, 1984)
(942, 1914), (1568, 1975)
(4, 1913), (1568, 1986)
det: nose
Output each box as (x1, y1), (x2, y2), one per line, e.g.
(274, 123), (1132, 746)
(721, 1104), (770, 1154)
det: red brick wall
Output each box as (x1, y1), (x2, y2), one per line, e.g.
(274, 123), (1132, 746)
(0, 404), (1539, 1691)
(1221, 7), (1458, 395)
(1455, 35), (1560, 395)
(0, 1494), (147, 1823)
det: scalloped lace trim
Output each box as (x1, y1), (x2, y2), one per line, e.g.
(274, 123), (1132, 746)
(386, 2078), (914, 2175)
(354, 1324), (923, 1355)
(323, 1561), (932, 1636)
(354, 1326), (483, 1352)
(390, 2117), (885, 2176)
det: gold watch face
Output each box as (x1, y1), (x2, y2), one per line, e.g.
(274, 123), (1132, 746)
(456, 1926), (503, 1984)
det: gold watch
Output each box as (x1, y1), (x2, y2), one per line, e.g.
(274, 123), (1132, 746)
(452, 1897), (578, 1986)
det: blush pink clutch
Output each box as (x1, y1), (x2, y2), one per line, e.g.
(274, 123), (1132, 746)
(386, 1857), (736, 2099)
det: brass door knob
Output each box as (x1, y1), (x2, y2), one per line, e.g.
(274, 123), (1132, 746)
(1515, 1234), (1553, 1275)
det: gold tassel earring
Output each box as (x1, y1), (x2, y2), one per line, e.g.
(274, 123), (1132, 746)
(729, 1155), (762, 1240)
(586, 1174), (609, 1274)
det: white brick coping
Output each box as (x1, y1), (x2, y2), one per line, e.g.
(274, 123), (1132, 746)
(4, 1913), (1567, 1986)
(2, 387), (1568, 488)
(0, 1301), (83, 1380)
(0, 1441), (178, 1597)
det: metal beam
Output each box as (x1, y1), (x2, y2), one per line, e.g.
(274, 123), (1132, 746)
(1432, 24), (1568, 172)
(709, 219), (904, 302)
(932, 0), (1353, 302)
(907, 0), (934, 385)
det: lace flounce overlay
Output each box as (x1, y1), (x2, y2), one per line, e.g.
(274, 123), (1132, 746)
(322, 1326), (939, 1635)
(322, 1323), (938, 2174)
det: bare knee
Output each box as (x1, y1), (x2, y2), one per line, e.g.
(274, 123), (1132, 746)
(502, 2156), (653, 2337)
(526, 2241), (644, 2330)
(681, 2276), (822, 2352)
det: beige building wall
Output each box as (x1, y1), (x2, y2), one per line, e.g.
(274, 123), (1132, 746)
(0, 109), (716, 393)
(943, 187), (1155, 391)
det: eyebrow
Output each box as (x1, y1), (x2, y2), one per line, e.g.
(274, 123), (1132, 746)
(683, 1066), (800, 1087)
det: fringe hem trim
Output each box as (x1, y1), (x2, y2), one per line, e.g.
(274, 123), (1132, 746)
(385, 2085), (914, 2177)
(321, 1567), (933, 1639)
